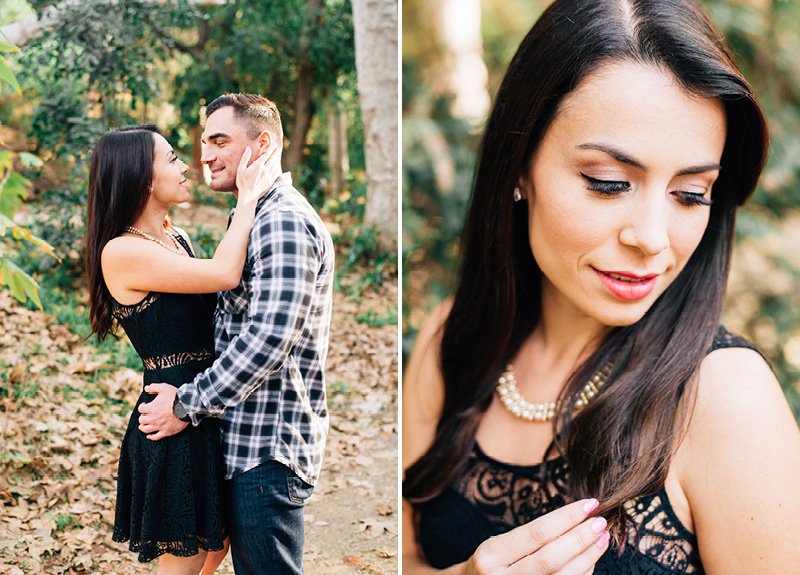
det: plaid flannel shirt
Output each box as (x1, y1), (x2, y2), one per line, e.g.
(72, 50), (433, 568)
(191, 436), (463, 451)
(177, 173), (334, 484)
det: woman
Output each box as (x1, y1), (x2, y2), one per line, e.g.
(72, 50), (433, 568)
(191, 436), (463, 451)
(86, 124), (277, 574)
(402, 0), (800, 573)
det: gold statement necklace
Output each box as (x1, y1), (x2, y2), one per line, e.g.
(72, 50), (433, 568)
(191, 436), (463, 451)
(124, 226), (185, 255)
(496, 359), (614, 422)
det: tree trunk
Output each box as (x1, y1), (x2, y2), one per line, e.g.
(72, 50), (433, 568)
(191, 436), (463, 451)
(351, 0), (398, 251)
(283, 0), (324, 175)
(339, 103), (350, 175)
(435, 0), (488, 124)
(327, 105), (343, 197)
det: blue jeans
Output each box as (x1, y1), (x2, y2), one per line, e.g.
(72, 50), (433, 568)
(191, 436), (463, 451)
(223, 460), (314, 575)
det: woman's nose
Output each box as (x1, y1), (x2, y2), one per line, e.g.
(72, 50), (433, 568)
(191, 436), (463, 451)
(618, 192), (671, 256)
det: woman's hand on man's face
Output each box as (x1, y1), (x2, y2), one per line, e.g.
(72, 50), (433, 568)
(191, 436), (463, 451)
(463, 498), (609, 575)
(235, 146), (282, 205)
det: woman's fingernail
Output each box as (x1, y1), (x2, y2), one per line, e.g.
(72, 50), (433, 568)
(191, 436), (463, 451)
(583, 498), (599, 513)
(591, 517), (607, 534)
(595, 531), (611, 549)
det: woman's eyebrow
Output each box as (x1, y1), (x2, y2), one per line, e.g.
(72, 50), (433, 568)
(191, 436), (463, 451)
(577, 143), (645, 169)
(577, 142), (722, 175)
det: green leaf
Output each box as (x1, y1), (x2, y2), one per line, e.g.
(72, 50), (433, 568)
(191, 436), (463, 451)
(17, 152), (43, 168)
(0, 214), (61, 260)
(0, 42), (19, 54)
(0, 257), (43, 310)
(0, 55), (21, 95)
(0, 171), (30, 218)
(0, 150), (12, 173)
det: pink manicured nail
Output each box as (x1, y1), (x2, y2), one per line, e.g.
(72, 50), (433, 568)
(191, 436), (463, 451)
(583, 498), (599, 513)
(591, 517), (607, 534)
(595, 531), (610, 549)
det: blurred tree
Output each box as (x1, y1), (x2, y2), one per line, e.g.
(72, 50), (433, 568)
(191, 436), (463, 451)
(171, 0), (357, 176)
(352, 0), (398, 250)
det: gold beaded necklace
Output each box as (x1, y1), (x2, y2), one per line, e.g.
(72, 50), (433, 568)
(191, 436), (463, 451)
(496, 359), (614, 422)
(124, 226), (185, 255)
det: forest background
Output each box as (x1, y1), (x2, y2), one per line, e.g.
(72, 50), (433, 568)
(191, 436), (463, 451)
(0, 0), (398, 574)
(403, 0), (800, 423)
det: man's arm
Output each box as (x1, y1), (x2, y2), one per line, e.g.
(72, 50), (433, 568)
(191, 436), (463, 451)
(138, 208), (322, 438)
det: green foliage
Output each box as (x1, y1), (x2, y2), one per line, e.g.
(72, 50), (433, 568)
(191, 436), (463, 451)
(52, 512), (79, 531)
(173, 0), (355, 133)
(0, 0), (34, 26)
(334, 223), (396, 297)
(356, 305), (398, 327)
(0, 39), (58, 309)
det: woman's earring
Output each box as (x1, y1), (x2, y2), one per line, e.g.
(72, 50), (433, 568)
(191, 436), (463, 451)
(513, 187), (523, 202)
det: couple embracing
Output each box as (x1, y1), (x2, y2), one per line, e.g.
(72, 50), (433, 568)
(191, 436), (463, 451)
(86, 93), (334, 575)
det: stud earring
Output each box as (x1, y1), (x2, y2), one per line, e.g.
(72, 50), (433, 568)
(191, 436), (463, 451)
(513, 187), (523, 202)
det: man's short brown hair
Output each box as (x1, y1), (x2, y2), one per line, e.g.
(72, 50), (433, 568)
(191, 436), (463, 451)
(205, 93), (283, 146)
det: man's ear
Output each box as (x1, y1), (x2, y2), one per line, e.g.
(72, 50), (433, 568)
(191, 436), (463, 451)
(257, 131), (272, 155)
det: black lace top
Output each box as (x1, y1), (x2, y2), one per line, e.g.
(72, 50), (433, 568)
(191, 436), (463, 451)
(415, 327), (758, 574)
(110, 233), (227, 563)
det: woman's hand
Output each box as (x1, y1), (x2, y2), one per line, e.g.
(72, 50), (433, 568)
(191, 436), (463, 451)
(462, 499), (609, 575)
(235, 146), (282, 206)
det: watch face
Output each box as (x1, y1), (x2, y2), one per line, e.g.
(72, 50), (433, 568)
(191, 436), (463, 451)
(173, 396), (190, 422)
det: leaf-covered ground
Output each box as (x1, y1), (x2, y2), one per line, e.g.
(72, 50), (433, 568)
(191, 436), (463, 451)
(0, 271), (398, 574)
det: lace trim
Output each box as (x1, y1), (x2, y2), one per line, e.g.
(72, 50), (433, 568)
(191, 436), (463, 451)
(112, 291), (160, 319)
(623, 492), (701, 572)
(142, 349), (214, 371)
(113, 528), (226, 563)
(453, 447), (701, 572)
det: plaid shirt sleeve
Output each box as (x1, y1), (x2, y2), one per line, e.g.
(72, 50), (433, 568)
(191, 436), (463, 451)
(177, 208), (321, 421)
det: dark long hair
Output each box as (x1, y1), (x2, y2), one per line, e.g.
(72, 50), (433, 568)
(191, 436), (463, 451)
(404, 0), (769, 544)
(86, 124), (161, 340)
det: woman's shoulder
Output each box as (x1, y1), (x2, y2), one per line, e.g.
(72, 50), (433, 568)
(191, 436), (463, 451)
(680, 326), (795, 482)
(678, 334), (800, 571)
(699, 326), (779, 420)
(402, 300), (453, 465)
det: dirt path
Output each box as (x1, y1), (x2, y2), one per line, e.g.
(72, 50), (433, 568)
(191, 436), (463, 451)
(0, 266), (398, 574)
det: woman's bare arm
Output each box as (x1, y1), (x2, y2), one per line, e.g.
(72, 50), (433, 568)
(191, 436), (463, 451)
(681, 346), (800, 574)
(102, 147), (280, 297)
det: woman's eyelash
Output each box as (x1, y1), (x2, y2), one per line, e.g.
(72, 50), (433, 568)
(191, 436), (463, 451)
(677, 192), (713, 207)
(580, 173), (631, 194)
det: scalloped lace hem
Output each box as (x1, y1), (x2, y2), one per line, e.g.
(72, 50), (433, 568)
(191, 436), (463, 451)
(112, 529), (226, 563)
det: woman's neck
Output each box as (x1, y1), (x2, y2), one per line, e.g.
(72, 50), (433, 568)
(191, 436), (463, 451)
(523, 280), (612, 376)
(130, 205), (170, 238)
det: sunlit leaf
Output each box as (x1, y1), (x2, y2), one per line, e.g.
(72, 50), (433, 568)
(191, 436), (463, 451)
(0, 150), (12, 173)
(0, 258), (42, 310)
(0, 41), (19, 54)
(0, 55), (21, 95)
(0, 171), (30, 218)
(17, 152), (43, 168)
(0, 214), (61, 260)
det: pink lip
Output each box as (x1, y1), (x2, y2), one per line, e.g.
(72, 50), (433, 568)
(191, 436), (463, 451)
(594, 269), (658, 300)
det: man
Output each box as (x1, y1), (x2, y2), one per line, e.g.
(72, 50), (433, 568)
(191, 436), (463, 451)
(138, 93), (334, 575)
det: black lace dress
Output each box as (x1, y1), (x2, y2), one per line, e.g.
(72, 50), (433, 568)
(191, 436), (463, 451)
(110, 235), (226, 563)
(415, 328), (759, 574)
